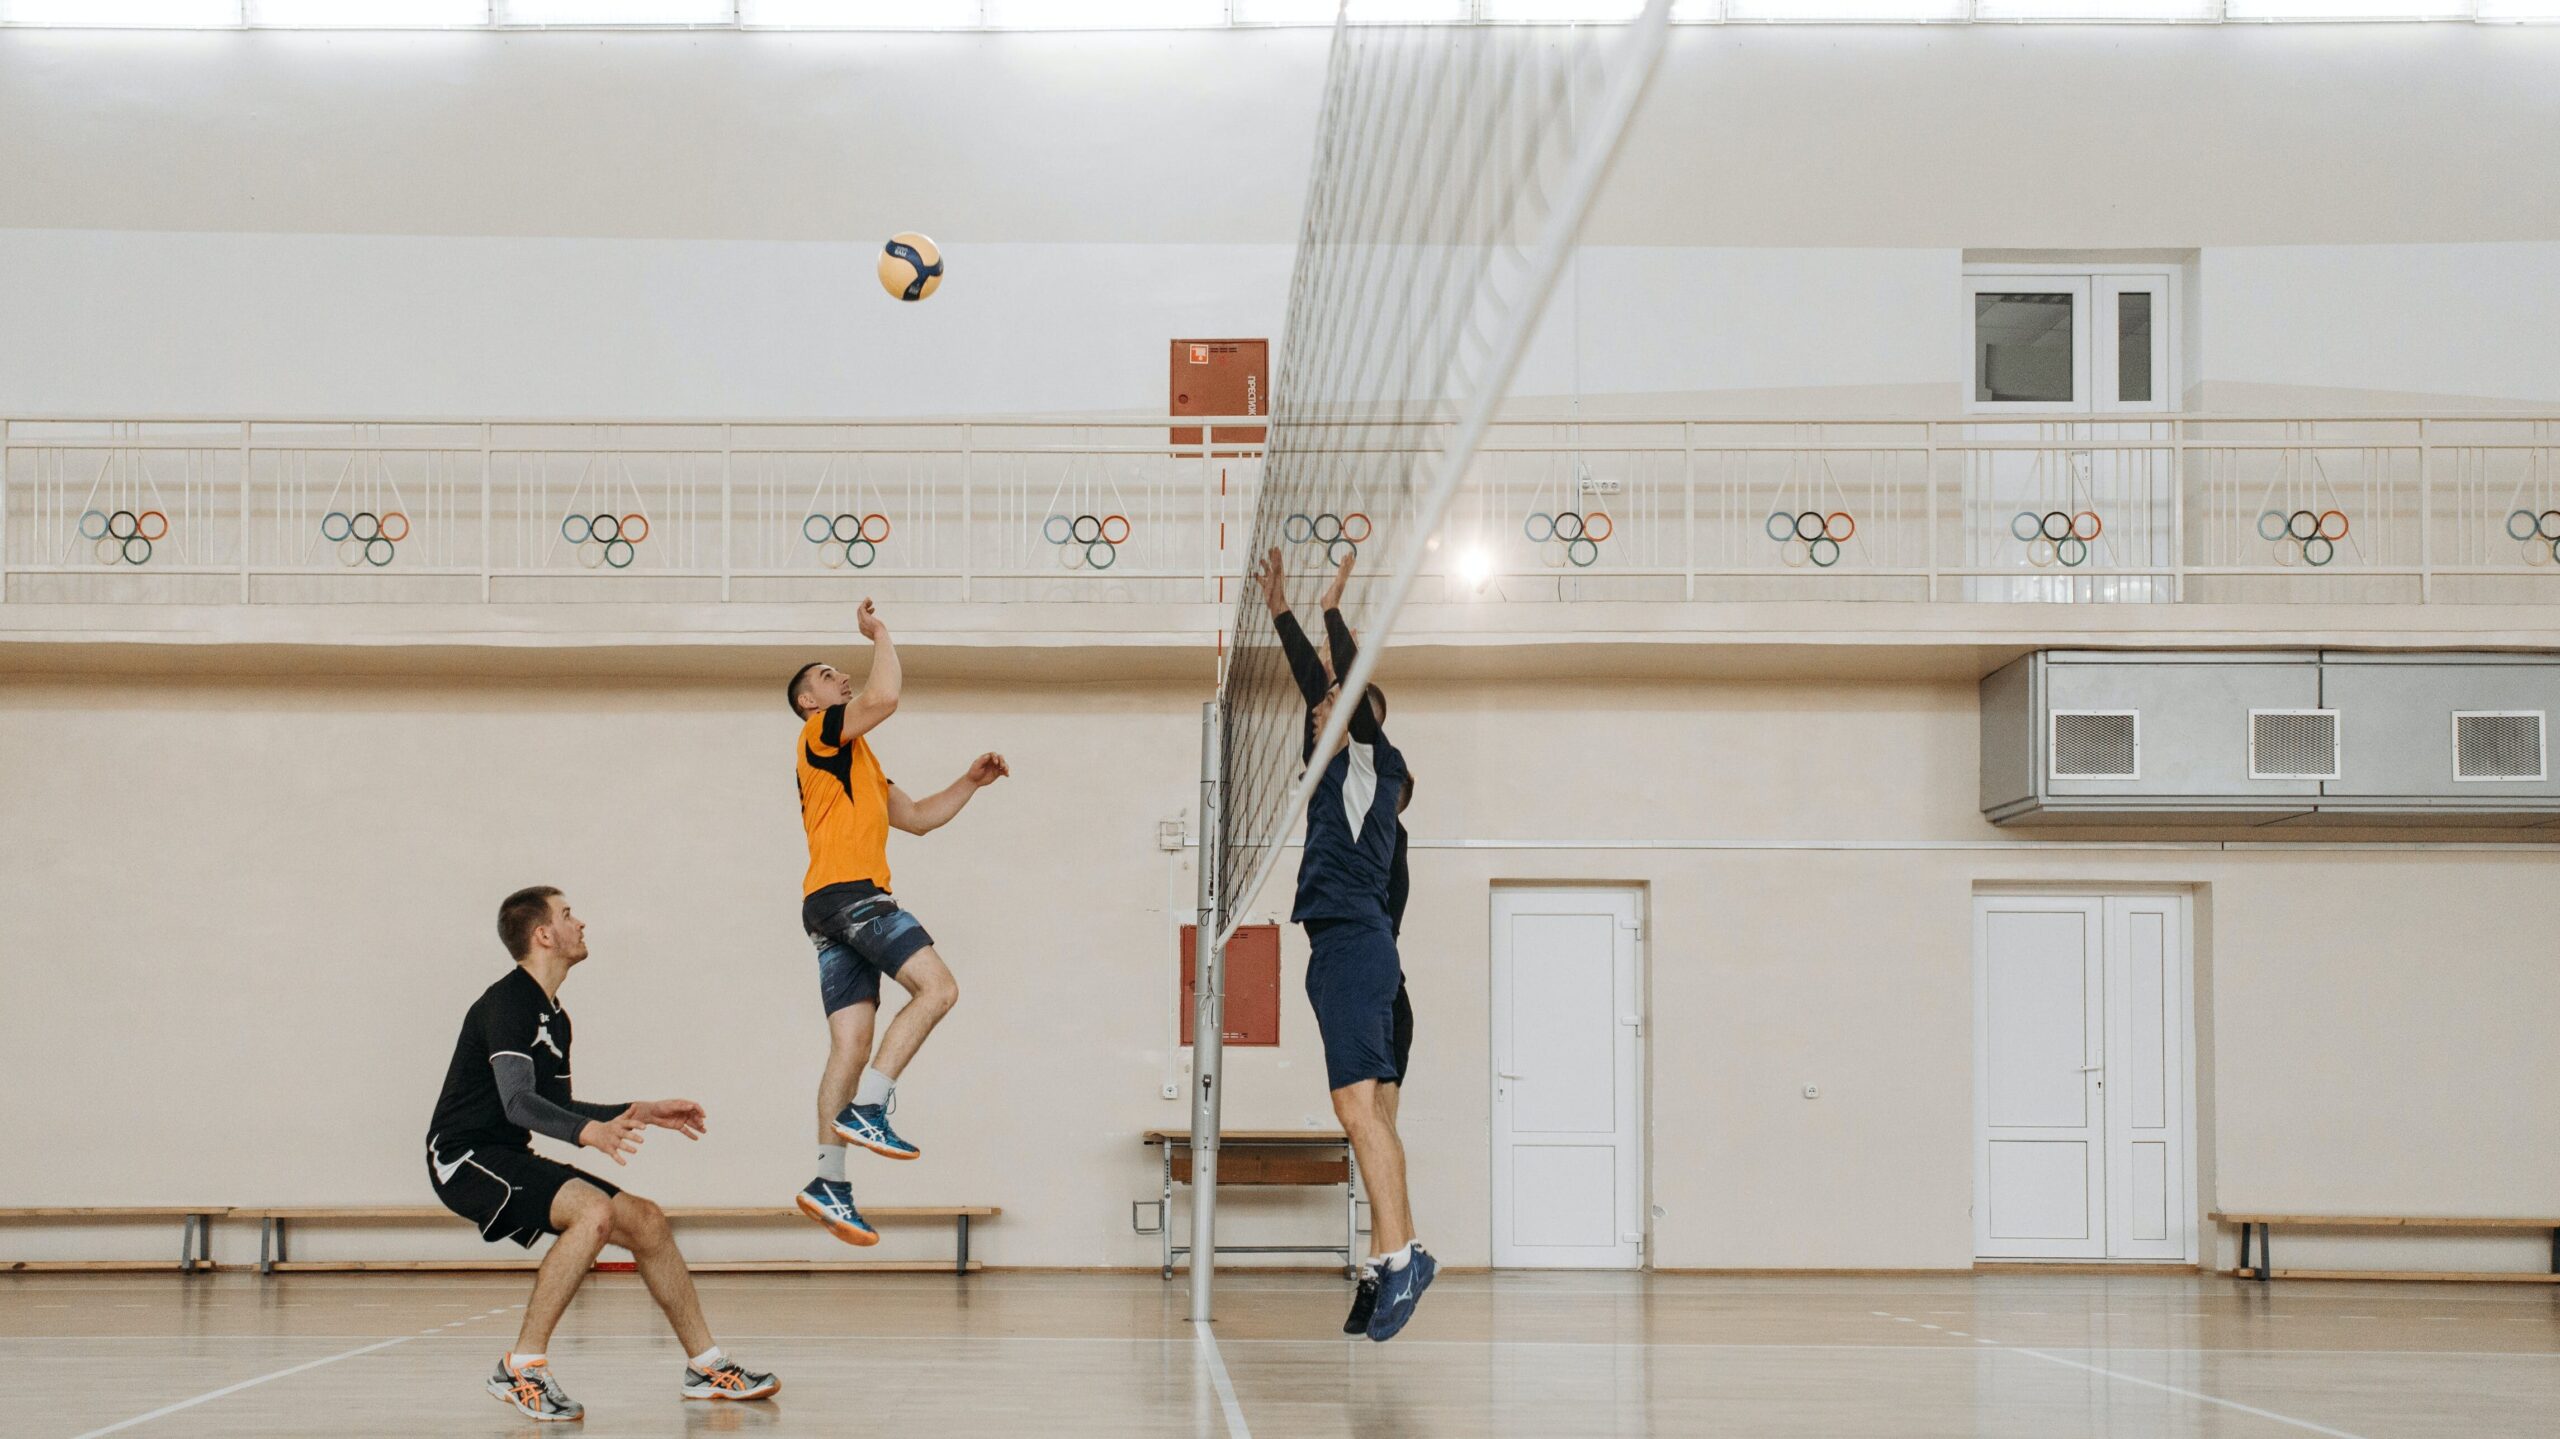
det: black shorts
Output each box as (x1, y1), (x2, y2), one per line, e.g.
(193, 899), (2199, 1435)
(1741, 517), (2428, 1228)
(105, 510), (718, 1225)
(426, 1134), (620, 1249)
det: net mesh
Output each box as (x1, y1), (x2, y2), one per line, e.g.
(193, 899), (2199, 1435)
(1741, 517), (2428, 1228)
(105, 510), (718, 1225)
(1211, 5), (1671, 936)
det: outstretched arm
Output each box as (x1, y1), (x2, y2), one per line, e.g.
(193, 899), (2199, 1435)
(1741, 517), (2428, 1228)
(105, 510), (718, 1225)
(888, 752), (1010, 835)
(1259, 547), (1332, 706)
(832, 599), (902, 744)
(492, 1054), (648, 1164)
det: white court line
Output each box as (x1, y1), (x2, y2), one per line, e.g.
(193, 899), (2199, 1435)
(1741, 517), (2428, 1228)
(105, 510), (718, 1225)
(1195, 1328), (1253, 1439)
(65, 1335), (417, 1439)
(1998, 1345), (2374, 1439)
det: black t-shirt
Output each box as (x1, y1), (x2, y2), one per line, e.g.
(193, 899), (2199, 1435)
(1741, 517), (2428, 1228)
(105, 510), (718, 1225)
(427, 966), (576, 1152)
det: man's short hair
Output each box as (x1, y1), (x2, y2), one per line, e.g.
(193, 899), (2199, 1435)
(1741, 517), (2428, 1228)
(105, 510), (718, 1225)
(498, 886), (562, 961)
(787, 662), (827, 717)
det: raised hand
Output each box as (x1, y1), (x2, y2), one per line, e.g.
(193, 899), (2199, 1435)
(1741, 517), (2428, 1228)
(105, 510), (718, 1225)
(965, 752), (1011, 787)
(1256, 546), (1290, 617)
(636, 1099), (708, 1140)
(1319, 545), (1356, 612)
(857, 598), (887, 642)
(579, 1107), (648, 1166)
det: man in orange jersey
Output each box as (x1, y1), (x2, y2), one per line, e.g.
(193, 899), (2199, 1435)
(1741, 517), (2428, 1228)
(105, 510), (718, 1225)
(784, 599), (1008, 1245)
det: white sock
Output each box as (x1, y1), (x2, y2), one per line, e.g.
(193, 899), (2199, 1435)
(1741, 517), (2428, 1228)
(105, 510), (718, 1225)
(817, 1145), (848, 1183)
(1379, 1242), (1416, 1272)
(506, 1352), (545, 1370)
(854, 1067), (896, 1109)
(689, 1346), (725, 1372)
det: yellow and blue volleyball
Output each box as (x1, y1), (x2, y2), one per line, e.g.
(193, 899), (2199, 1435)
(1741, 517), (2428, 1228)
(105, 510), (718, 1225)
(878, 232), (944, 302)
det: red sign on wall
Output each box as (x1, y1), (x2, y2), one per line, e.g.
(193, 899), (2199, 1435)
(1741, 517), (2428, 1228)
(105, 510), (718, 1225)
(1171, 338), (1269, 456)
(1179, 923), (1280, 1047)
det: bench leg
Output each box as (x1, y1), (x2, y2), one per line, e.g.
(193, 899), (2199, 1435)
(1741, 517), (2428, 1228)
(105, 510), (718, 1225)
(2257, 1224), (2271, 1284)
(2550, 1226), (2557, 1276)
(180, 1215), (197, 1274)
(259, 1218), (276, 1277)
(2236, 1221), (2252, 1278)
(1161, 1148), (1175, 1282)
(956, 1215), (970, 1276)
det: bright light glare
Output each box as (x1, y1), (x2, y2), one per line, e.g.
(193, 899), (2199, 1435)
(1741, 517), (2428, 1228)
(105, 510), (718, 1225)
(1, 0), (239, 23)
(501, 0), (730, 22)
(983, 0), (1224, 26)
(742, 0), (981, 22)
(250, 0), (488, 22)
(1976, 0), (2213, 15)
(1456, 545), (1496, 592)
(1724, 0), (1962, 14)
(1234, 0), (1471, 20)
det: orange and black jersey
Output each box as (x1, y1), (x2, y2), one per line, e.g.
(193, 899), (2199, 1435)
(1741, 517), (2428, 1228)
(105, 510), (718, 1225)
(798, 703), (894, 897)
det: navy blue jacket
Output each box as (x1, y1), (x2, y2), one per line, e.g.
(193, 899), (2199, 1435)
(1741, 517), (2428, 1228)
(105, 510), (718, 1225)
(1275, 610), (1407, 927)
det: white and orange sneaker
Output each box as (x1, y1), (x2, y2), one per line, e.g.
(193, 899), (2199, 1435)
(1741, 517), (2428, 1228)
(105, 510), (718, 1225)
(487, 1355), (583, 1422)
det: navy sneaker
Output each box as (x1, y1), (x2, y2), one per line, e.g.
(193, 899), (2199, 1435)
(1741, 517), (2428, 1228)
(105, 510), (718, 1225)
(1343, 1267), (1380, 1335)
(831, 1099), (920, 1160)
(1364, 1246), (1436, 1342)
(793, 1177), (879, 1247)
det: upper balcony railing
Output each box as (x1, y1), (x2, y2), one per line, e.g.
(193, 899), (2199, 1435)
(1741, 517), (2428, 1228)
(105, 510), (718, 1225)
(7, 414), (2559, 608)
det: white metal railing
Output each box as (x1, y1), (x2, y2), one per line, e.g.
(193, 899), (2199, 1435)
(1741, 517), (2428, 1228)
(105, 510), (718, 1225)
(7, 414), (2560, 608)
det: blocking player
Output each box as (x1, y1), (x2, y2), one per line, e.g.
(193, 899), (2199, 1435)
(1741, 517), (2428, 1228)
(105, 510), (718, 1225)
(1256, 546), (1436, 1341)
(426, 886), (778, 1422)
(784, 598), (1009, 1246)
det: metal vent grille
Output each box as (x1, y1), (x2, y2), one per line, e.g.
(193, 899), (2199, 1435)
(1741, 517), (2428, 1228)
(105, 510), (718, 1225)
(2454, 712), (2545, 781)
(2052, 710), (2139, 779)
(2250, 710), (2339, 780)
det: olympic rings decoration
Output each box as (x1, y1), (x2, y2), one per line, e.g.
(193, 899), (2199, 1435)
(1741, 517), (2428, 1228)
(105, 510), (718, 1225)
(805, 511), (890, 571)
(313, 509), (414, 568)
(1284, 511), (1364, 566)
(1766, 510), (1852, 570)
(2501, 509), (2560, 568)
(2009, 509), (2102, 568)
(2260, 509), (2350, 568)
(1044, 512), (1133, 571)
(82, 509), (172, 565)
(562, 512), (652, 571)
(1527, 509), (1612, 568)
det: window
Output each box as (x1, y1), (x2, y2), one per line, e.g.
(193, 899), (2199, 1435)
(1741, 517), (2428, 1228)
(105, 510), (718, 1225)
(1965, 267), (2175, 415)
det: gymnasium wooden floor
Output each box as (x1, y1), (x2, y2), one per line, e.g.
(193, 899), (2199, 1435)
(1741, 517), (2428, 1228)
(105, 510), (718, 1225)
(10, 1270), (2555, 1437)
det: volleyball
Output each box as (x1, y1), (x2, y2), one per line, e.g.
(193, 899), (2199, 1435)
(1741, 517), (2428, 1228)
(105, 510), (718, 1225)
(878, 232), (944, 302)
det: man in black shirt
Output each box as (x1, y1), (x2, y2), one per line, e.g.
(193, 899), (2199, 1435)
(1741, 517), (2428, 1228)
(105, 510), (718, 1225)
(428, 885), (778, 1421)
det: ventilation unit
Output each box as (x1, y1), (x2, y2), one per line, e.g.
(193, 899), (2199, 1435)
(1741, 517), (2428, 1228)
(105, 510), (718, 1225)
(2051, 710), (2139, 779)
(2249, 710), (2339, 781)
(1982, 651), (2560, 827)
(2454, 712), (2545, 782)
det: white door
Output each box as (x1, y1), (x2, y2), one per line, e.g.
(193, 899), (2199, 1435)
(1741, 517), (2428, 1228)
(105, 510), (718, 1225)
(2103, 896), (2190, 1261)
(1491, 887), (1643, 1269)
(1974, 894), (2193, 1262)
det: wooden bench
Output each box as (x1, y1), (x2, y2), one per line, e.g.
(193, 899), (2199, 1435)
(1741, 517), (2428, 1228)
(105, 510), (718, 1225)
(1138, 1130), (1359, 1279)
(2213, 1212), (2560, 1284)
(0, 1206), (228, 1273)
(231, 1205), (997, 1276)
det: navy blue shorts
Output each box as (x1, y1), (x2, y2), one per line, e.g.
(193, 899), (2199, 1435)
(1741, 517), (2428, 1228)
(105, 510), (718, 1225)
(803, 883), (936, 1016)
(1390, 981), (1413, 1086)
(1304, 918), (1402, 1092)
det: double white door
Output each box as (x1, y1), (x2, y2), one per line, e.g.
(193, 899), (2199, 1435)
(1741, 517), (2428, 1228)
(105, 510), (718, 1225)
(1974, 894), (2193, 1262)
(1491, 887), (1643, 1269)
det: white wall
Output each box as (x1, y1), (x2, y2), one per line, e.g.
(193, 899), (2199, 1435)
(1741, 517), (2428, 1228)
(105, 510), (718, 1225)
(5, 672), (2556, 1272)
(4, 26), (2560, 419)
